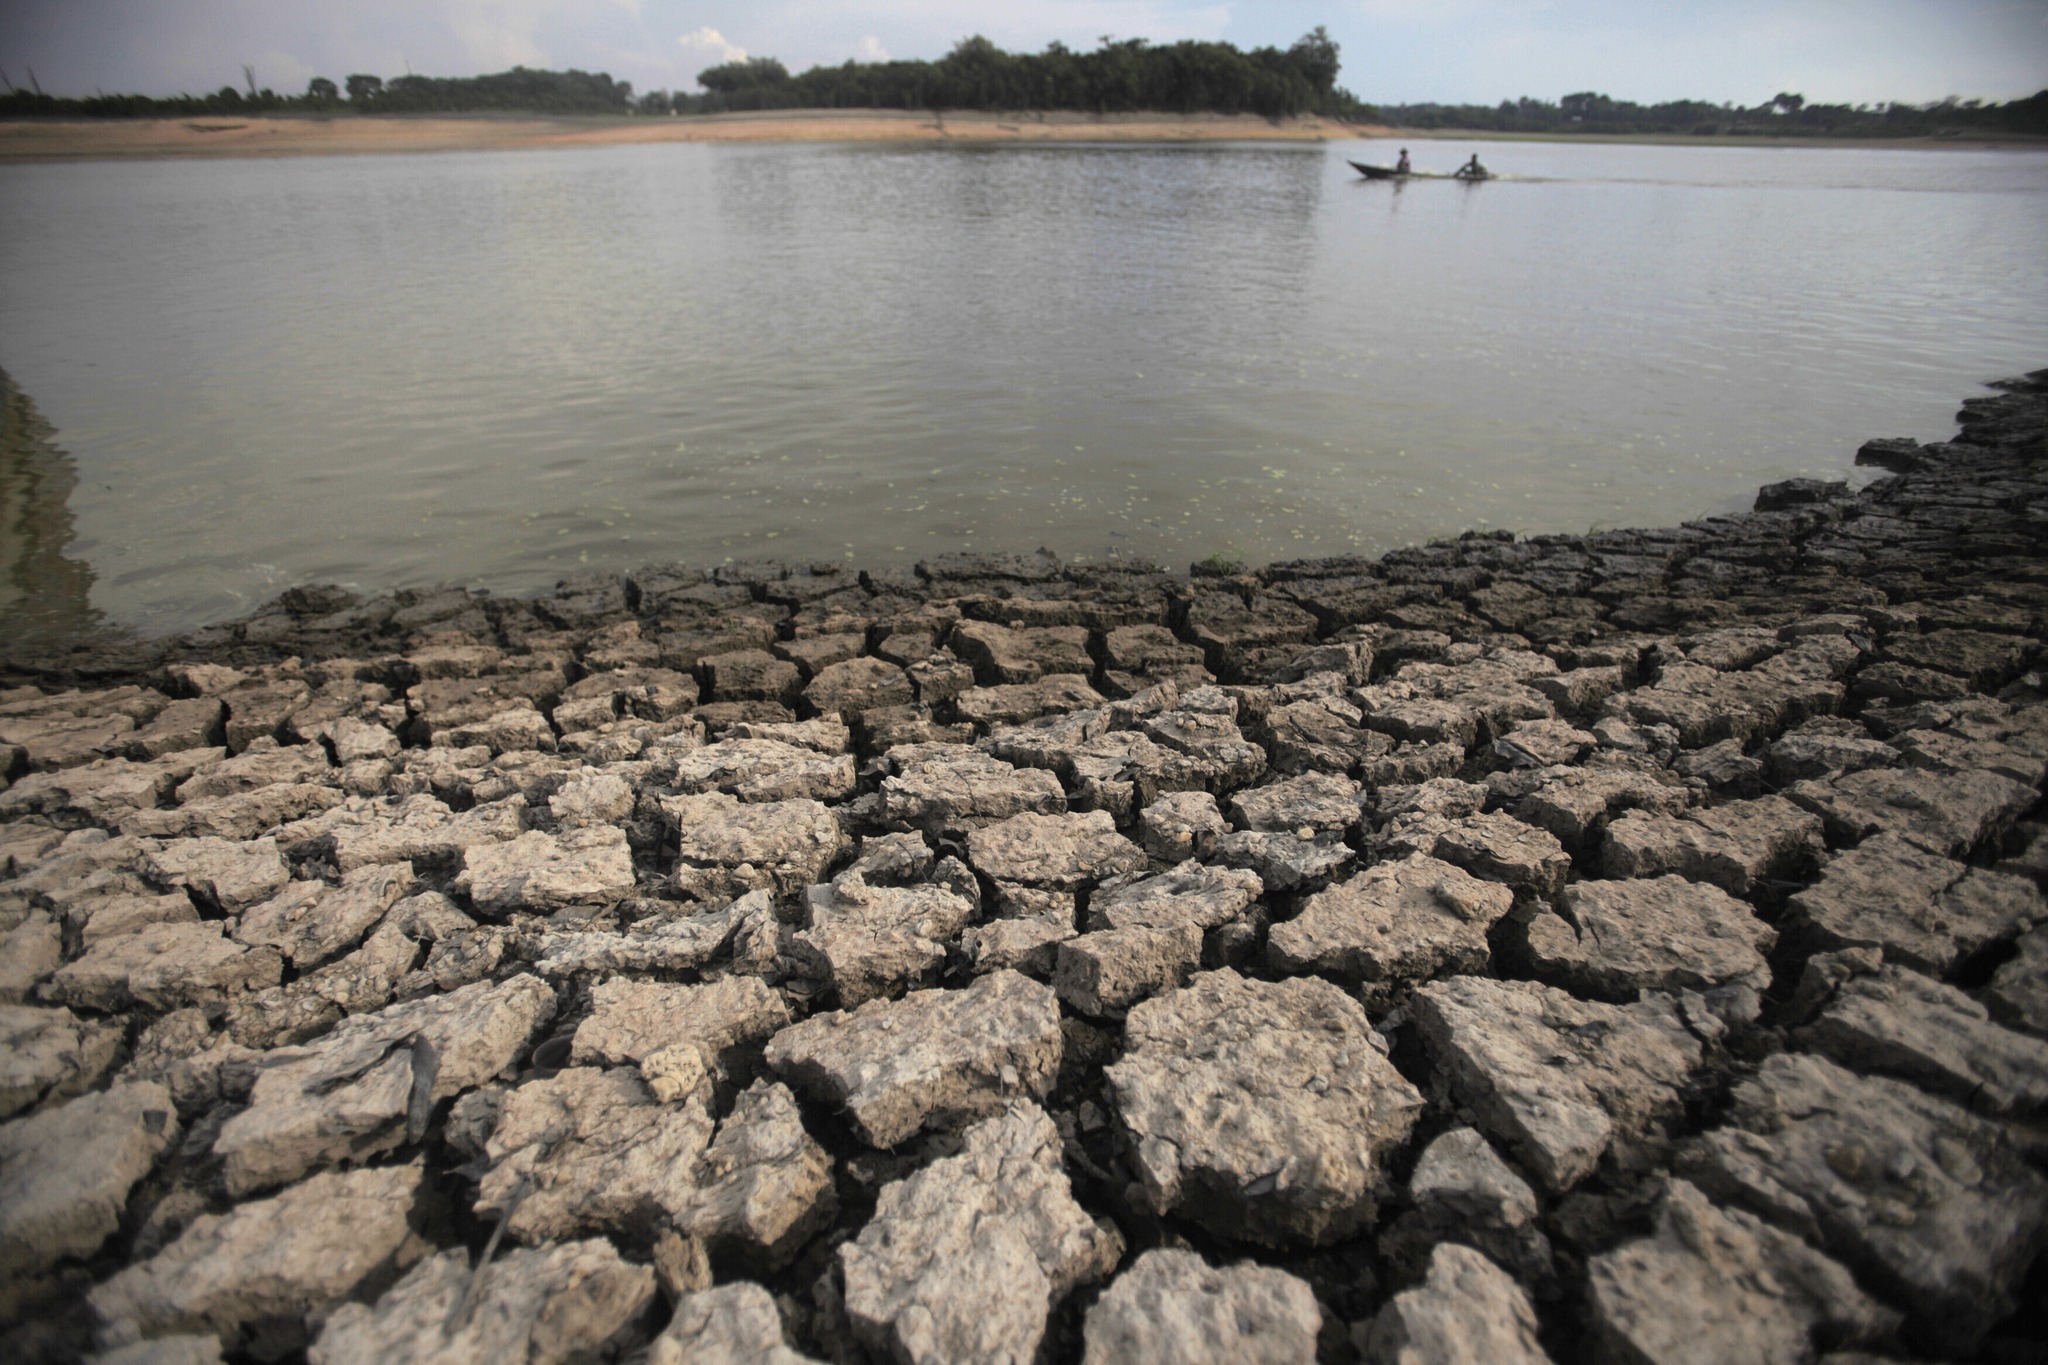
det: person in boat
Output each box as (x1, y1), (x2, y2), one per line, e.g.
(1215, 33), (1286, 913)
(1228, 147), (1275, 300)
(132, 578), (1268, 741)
(1455, 153), (1488, 179)
(1395, 148), (1412, 174)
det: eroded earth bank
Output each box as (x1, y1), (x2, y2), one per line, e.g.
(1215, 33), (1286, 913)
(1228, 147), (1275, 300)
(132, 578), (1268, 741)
(4, 373), (2048, 1364)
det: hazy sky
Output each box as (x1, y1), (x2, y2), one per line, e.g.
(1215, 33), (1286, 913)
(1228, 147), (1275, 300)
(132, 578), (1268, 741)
(2, 0), (2043, 107)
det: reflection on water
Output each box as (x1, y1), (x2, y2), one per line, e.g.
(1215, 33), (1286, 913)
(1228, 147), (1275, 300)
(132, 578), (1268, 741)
(0, 368), (107, 657)
(0, 138), (2044, 640)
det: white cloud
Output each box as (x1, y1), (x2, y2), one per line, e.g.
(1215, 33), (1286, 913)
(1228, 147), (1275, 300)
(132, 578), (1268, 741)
(443, 0), (552, 70)
(678, 25), (748, 65)
(856, 35), (890, 62)
(250, 49), (318, 94)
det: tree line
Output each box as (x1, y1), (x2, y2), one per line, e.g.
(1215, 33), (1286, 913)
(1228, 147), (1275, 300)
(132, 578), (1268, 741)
(3, 33), (2043, 138)
(1380, 89), (2048, 138)
(685, 31), (1360, 119)
(0, 65), (635, 118)
(0, 31), (1362, 121)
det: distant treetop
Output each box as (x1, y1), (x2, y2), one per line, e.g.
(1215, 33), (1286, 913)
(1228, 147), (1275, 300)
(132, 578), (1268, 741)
(1379, 87), (2047, 138)
(681, 30), (1368, 119)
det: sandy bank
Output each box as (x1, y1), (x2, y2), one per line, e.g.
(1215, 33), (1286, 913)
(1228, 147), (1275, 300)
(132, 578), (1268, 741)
(0, 110), (1370, 163)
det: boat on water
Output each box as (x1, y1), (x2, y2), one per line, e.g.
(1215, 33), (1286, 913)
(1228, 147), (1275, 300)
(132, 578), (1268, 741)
(1348, 160), (1492, 181)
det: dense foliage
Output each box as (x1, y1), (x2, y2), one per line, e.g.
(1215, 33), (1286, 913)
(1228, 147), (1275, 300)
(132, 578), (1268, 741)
(0, 31), (1365, 121)
(683, 31), (1364, 119)
(1380, 88), (2048, 138)
(0, 66), (635, 118)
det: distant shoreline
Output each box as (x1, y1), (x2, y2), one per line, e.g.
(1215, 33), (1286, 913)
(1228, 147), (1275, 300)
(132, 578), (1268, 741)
(0, 110), (1361, 162)
(1377, 125), (2047, 151)
(3, 111), (2040, 163)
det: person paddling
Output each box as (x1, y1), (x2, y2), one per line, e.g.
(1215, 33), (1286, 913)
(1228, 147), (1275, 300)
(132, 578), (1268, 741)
(1395, 148), (1411, 174)
(1455, 153), (1488, 179)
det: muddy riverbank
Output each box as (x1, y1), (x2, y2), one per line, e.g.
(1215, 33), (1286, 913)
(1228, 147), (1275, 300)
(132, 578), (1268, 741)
(0, 111), (1363, 163)
(2, 372), (2046, 1362)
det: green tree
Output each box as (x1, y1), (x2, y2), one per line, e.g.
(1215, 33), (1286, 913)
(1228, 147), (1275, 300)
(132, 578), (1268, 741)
(344, 73), (382, 102)
(306, 76), (338, 102)
(1286, 26), (1340, 96)
(698, 57), (791, 94)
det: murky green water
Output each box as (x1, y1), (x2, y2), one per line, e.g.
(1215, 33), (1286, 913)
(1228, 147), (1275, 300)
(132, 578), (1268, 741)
(2, 137), (2045, 641)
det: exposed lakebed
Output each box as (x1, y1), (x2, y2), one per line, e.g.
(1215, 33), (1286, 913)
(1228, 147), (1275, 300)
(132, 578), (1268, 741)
(0, 372), (2044, 1362)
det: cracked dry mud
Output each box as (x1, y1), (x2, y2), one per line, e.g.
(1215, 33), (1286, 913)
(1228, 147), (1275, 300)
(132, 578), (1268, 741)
(3, 372), (2048, 1363)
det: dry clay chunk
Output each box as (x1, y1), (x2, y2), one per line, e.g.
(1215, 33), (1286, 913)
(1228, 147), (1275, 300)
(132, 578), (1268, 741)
(45, 921), (283, 1013)
(1985, 923), (2048, 1035)
(670, 738), (856, 804)
(533, 903), (741, 977)
(1683, 1051), (2048, 1356)
(476, 1066), (715, 1245)
(140, 836), (290, 911)
(663, 792), (845, 898)
(649, 1282), (821, 1365)
(1794, 956), (2048, 1115)
(1081, 1247), (1320, 1365)
(1587, 1179), (1898, 1365)
(0, 1081), (179, 1284)
(88, 1335), (225, 1365)
(839, 1101), (1121, 1365)
(965, 810), (1148, 889)
(1520, 875), (1775, 1020)
(213, 975), (556, 1195)
(90, 1163), (428, 1354)
(1386, 1127), (1554, 1290)
(1600, 798), (1822, 897)
(877, 745), (1065, 834)
(1361, 1244), (1552, 1365)
(793, 873), (977, 1007)
(1087, 859), (1263, 935)
(570, 975), (787, 1077)
(0, 910), (65, 1003)
(1410, 976), (1703, 1193)
(1785, 832), (2044, 976)
(0, 1003), (124, 1117)
(684, 1078), (837, 1269)
(309, 1240), (655, 1365)
(1053, 923), (1203, 1017)
(1108, 969), (1423, 1245)
(454, 826), (637, 913)
(1268, 853), (1513, 983)
(766, 969), (1062, 1147)
(234, 863), (415, 969)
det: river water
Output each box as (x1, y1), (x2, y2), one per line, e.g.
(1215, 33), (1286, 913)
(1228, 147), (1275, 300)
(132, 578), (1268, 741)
(2, 135), (2045, 642)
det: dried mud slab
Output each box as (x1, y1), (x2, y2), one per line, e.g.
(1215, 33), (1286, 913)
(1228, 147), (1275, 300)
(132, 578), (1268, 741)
(1267, 852), (1513, 986)
(213, 975), (554, 1195)
(89, 1163), (429, 1356)
(1107, 969), (1424, 1245)
(308, 1239), (655, 1365)
(1410, 976), (1705, 1193)
(0, 1081), (179, 1285)
(1683, 1051), (2048, 1355)
(839, 1101), (1120, 1365)
(765, 969), (1062, 1147)
(1080, 1247), (1320, 1365)
(1517, 874), (1776, 1022)
(1586, 1180), (1900, 1365)
(1361, 1243), (1552, 1365)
